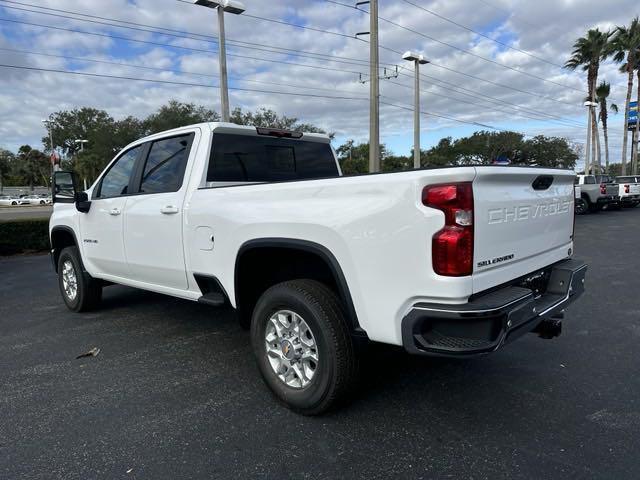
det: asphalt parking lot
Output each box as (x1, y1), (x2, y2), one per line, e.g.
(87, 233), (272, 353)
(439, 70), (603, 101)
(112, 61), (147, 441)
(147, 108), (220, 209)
(1, 209), (639, 479)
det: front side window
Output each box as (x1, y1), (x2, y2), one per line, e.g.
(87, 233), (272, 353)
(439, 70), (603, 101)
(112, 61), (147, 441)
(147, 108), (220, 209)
(139, 134), (193, 194)
(98, 146), (141, 198)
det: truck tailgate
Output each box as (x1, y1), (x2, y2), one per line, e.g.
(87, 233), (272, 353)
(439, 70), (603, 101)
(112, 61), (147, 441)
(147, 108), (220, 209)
(472, 167), (574, 293)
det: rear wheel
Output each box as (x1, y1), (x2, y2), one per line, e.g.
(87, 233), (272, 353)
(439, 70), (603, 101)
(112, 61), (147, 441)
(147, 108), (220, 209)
(58, 246), (102, 312)
(11, 201), (16, 206)
(575, 198), (588, 215)
(250, 279), (358, 415)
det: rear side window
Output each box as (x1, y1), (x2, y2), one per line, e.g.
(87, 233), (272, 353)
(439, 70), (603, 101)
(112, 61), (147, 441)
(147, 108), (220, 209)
(98, 146), (141, 198)
(206, 133), (338, 183)
(139, 134), (194, 194)
(584, 176), (596, 184)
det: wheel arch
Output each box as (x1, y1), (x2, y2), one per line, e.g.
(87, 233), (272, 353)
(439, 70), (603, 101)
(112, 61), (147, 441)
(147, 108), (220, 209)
(50, 226), (79, 273)
(234, 238), (363, 335)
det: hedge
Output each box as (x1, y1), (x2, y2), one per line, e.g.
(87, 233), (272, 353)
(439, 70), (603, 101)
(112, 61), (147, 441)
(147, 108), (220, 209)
(0, 218), (50, 255)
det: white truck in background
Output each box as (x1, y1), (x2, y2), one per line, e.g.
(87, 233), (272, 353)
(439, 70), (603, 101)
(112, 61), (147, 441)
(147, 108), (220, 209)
(49, 123), (587, 414)
(614, 176), (640, 208)
(575, 174), (620, 212)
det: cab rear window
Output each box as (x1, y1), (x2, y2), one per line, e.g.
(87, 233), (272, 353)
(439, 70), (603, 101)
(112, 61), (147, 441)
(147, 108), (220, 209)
(206, 133), (338, 183)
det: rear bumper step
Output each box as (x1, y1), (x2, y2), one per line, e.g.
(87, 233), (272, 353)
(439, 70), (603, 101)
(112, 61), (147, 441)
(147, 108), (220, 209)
(401, 258), (587, 357)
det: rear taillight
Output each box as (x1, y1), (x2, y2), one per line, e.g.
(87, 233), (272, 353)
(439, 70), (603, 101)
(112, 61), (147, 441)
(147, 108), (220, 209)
(600, 184), (607, 194)
(423, 182), (473, 276)
(625, 184), (630, 194)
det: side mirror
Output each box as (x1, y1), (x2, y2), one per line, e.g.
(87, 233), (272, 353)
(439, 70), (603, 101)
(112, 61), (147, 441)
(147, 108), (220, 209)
(53, 171), (77, 204)
(53, 171), (91, 213)
(76, 191), (91, 213)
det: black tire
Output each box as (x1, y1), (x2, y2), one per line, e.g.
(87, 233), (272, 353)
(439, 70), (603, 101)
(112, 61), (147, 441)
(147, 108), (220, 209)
(575, 198), (588, 215)
(11, 201), (16, 206)
(39, 200), (45, 205)
(57, 246), (102, 312)
(250, 279), (358, 415)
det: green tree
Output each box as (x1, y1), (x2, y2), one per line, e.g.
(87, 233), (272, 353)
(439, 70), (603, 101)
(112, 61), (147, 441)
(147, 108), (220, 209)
(0, 148), (14, 191)
(521, 135), (578, 168)
(335, 140), (391, 175)
(565, 28), (613, 172)
(230, 107), (326, 134)
(16, 145), (50, 191)
(420, 131), (577, 168)
(143, 100), (219, 134)
(595, 81), (619, 172)
(43, 107), (116, 157)
(423, 138), (457, 167)
(610, 17), (640, 174)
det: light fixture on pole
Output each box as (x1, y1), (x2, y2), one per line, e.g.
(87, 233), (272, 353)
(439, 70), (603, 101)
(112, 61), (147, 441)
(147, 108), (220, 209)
(193, 0), (245, 123)
(403, 51), (429, 169)
(74, 139), (89, 152)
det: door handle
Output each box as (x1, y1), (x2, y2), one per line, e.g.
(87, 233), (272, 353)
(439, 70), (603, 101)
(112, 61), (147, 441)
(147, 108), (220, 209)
(109, 208), (121, 216)
(160, 205), (179, 215)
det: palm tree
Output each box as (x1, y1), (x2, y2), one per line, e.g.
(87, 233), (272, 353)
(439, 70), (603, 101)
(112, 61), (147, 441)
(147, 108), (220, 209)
(596, 81), (619, 173)
(610, 17), (640, 174)
(565, 28), (612, 173)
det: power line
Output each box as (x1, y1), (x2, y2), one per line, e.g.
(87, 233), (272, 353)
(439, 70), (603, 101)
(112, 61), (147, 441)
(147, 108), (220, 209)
(2, 0), (585, 112)
(3, 45), (585, 133)
(0, 63), (369, 100)
(0, 18), (365, 75)
(383, 78), (584, 129)
(393, 68), (585, 127)
(397, 0), (563, 68)
(0, 46), (370, 97)
(0, 3), (384, 69)
(0, 62), (523, 133)
(0, 15), (584, 128)
(1, 1), (588, 125)
(324, 0), (584, 102)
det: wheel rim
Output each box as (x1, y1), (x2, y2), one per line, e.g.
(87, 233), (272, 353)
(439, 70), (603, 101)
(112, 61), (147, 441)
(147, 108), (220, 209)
(61, 260), (78, 301)
(265, 310), (319, 389)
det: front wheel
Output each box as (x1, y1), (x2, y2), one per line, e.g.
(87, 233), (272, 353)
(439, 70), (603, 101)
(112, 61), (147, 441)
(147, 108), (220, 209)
(58, 246), (102, 312)
(250, 280), (358, 415)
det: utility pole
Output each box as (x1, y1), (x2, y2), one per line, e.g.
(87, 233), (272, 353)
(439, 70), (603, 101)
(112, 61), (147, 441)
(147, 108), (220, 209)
(368, 0), (380, 173)
(403, 51), (429, 169)
(193, 0), (245, 122)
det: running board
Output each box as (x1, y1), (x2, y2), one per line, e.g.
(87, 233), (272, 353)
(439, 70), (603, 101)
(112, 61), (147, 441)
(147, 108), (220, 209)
(197, 292), (225, 307)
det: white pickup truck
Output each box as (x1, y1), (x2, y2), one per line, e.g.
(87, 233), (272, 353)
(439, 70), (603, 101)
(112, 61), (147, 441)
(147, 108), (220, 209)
(50, 122), (587, 414)
(614, 176), (640, 207)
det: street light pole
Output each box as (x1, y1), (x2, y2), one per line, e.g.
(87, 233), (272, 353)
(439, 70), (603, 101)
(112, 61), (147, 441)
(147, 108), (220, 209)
(369, 0), (380, 173)
(217, 6), (230, 122)
(193, 0), (245, 122)
(403, 52), (429, 169)
(583, 101), (597, 173)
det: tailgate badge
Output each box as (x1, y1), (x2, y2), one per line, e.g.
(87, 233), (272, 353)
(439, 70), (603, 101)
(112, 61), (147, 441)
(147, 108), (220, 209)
(477, 254), (515, 268)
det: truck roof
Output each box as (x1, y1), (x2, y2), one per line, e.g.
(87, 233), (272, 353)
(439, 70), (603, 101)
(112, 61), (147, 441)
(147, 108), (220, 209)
(131, 122), (331, 145)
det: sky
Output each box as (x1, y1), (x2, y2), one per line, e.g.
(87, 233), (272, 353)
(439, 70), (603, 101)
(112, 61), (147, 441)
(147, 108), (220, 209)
(0, 0), (638, 170)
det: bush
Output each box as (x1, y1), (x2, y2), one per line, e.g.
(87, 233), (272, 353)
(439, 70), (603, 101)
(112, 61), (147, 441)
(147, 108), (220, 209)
(0, 218), (50, 255)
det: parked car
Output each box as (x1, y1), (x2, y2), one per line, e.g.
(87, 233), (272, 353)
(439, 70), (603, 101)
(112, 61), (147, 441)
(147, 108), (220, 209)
(0, 195), (28, 205)
(614, 176), (640, 208)
(575, 174), (620, 212)
(22, 194), (50, 205)
(49, 123), (588, 414)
